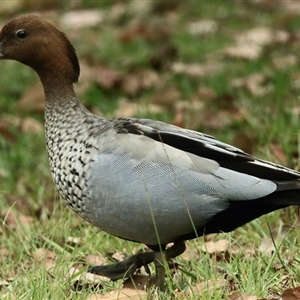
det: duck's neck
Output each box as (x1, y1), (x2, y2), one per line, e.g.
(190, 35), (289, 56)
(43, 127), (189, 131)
(41, 75), (91, 125)
(40, 73), (76, 99)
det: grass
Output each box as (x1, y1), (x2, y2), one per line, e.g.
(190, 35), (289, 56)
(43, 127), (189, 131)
(1, 1), (300, 299)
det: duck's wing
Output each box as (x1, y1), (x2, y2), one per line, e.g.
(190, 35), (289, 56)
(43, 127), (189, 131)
(114, 118), (300, 181)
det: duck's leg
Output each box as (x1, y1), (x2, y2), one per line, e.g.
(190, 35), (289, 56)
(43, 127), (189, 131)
(153, 250), (166, 290)
(152, 241), (186, 290)
(88, 251), (155, 281)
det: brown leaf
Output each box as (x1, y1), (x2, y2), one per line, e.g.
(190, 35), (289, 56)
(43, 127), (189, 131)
(180, 242), (200, 260)
(187, 19), (218, 36)
(223, 44), (262, 60)
(85, 254), (107, 267)
(223, 27), (289, 60)
(94, 66), (122, 90)
(230, 244), (256, 258)
(281, 287), (300, 300)
(4, 194), (35, 216)
(259, 222), (288, 256)
(171, 61), (223, 78)
(151, 85), (181, 109)
(231, 73), (273, 96)
(86, 288), (147, 300)
(201, 239), (229, 254)
(273, 54), (297, 70)
(78, 62), (121, 94)
(111, 251), (126, 262)
(2, 210), (33, 229)
(121, 69), (160, 96)
(32, 248), (56, 270)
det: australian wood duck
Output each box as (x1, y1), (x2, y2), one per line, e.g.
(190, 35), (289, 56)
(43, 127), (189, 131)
(1, 15), (300, 290)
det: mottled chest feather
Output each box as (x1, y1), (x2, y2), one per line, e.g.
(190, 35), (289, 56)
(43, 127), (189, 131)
(44, 101), (112, 218)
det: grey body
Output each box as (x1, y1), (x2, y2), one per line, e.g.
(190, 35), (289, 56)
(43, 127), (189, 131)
(44, 95), (291, 246)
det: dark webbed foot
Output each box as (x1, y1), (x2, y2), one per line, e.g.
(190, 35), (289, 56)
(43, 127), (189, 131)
(88, 251), (155, 281)
(87, 241), (186, 290)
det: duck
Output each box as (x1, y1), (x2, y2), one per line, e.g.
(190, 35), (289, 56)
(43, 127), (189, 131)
(1, 14), (300, 290)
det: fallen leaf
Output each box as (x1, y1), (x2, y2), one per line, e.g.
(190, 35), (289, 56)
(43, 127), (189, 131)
(32, 248), (56, 270)
(151, 85), (181, 109)
(230, 244), (256, 258)
(172, 99), (204, 128)
(187, 19), (218, 36)
(281, 286), (300, 300)
(2, 210), (33, 229)
(231, 73), (273, 96)
(259, 222), (288, 256)
(171, 61), (223, 78)
(223, 27), (289, 60)
(191, 87), (216, 103)
(223, 44), (262, 60)
(237, 27), (289, 46)
(201, 239), (229, 254)
(85, 254), (107, 267)
(121, 69), (160, 96)
(78, 62), (121, 95)
(273, 54), (297, 70)
(180, 242), (201, 260)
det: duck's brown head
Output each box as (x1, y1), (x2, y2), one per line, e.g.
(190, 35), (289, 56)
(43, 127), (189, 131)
(0, 15), (80, 85)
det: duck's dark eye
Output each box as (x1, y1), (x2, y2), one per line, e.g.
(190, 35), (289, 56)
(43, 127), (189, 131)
(16, 29), (27, 39)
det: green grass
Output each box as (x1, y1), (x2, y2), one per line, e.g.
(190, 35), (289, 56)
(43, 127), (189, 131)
(1, 1), (300, 299)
